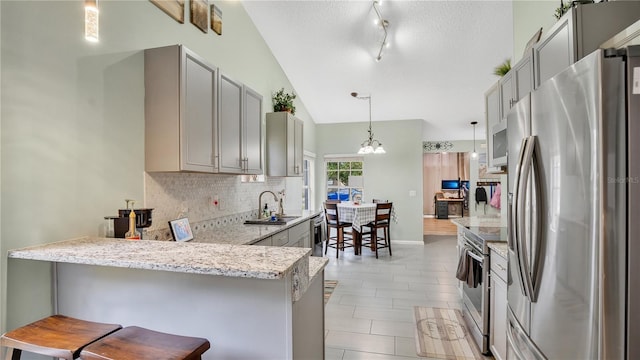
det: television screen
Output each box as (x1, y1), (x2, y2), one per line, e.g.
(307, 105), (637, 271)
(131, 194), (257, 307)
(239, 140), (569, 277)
(441, 180), (460, 190)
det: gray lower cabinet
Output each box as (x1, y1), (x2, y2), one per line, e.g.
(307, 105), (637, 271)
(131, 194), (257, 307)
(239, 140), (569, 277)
(489, 248), (507, 360)
(252, 220), (310, 248)
(218, 73), (263, 174)
(145, 45), (218, 173)
(533, 1), (640, 88)
(287, 221), (310, 248)
(266, 112), (304, 177)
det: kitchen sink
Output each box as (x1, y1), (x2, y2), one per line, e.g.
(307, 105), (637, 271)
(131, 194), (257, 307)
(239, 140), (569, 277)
(244, 216), (300, 225)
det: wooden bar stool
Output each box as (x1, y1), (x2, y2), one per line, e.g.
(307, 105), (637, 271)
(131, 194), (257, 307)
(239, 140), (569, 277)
(79, 326), (210, 360)
(0, 315), (122, 360)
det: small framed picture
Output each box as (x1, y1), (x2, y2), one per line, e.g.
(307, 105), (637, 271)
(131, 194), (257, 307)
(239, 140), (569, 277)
(190, 0), (209, 34)
(149, 0), (185, 24)
(211, 3), (222, 35)
(168, 218), (194, 242)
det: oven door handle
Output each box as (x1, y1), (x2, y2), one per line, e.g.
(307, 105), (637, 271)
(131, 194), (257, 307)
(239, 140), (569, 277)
(465, 248), (484, 262)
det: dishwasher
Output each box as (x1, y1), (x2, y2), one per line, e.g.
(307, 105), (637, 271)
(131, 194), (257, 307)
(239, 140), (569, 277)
(310, 213), (325, 256)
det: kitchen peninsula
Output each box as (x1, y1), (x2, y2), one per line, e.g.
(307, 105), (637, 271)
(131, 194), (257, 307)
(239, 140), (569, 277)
(8, 216), (327, 360)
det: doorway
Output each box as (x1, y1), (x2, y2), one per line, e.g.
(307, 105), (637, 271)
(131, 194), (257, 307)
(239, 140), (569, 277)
(423, 152), (470, 217)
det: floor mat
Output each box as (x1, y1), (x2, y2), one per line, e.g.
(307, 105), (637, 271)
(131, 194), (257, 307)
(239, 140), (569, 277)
(413, 307), (484, 359)
(324, 280), (338, 305)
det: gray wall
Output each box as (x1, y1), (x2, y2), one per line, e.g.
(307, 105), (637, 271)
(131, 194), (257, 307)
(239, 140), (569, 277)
(316, 120), (424, 242)
(0, 0), (315, 332)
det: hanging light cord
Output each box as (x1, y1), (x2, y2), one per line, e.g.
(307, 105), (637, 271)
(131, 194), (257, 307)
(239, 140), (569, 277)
(373, 0), (389, 61)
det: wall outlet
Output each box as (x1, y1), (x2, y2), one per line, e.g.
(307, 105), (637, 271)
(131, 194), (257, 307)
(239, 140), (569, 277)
(409, 190), (417, 197)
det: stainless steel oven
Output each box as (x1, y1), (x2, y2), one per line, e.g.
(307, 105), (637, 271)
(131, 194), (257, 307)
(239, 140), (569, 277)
(310, 213), (325, 256)
(458, 229), (491, 354)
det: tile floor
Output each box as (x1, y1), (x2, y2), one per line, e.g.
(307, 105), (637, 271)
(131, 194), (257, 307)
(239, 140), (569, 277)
(323, 235), (462, 360)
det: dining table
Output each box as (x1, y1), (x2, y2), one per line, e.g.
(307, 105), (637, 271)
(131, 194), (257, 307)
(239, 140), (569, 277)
(336, 202), (377, 255)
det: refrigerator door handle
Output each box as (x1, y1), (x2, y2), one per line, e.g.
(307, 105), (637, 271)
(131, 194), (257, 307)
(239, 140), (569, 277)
(517, 135), (536, 301)
(511, 137), (529, 297)
(529, 136), (545, 302)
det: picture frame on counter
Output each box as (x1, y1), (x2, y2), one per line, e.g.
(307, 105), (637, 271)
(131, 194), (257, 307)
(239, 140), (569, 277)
(169, 218), (194, 242)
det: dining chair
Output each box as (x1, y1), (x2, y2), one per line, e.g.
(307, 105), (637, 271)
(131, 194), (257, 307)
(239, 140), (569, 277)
(323, 202), (353, 258)
(372, 199), (388, 203)
(361, 202), (392, 259)
(325, 199), (341, 205)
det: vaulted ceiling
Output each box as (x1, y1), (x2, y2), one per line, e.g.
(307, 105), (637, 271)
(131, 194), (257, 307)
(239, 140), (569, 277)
(243, 0), (513, 141)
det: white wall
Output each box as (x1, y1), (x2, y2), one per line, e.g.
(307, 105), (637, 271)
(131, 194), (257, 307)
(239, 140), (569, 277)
(316, 120), (424, 242)
(512, 1), (558, 62)
(0, 0), (314, 332)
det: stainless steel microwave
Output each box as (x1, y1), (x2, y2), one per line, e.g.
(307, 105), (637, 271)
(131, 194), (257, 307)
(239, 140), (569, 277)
(491, 121), (507, 167)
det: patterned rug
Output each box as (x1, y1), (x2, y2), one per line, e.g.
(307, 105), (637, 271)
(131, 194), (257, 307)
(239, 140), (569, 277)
(413, 307), (484, 359)
(324, 280), (338, 304)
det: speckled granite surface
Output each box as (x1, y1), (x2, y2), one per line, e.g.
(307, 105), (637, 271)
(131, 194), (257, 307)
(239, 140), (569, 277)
(451, 216), (507, 242)
(8, 237), (311, 280)
(309, 257), (328, 283)
(8, 211), (328, 301)
(488, 241), (508, 258)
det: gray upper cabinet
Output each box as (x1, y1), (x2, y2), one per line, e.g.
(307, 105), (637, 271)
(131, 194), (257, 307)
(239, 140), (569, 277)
(513, 49), (534, 103)
(498, 49), (534, 118)
(266, 112), (304, 177)
(534, 1), (640, 88)
(218, 72), (263, 174)
(499, 71), (513, 119)
(243, 87), (263, 175)
(484, 81), (500, 170)
(218, 73), (243, 173)
(145, 45), (218, 173)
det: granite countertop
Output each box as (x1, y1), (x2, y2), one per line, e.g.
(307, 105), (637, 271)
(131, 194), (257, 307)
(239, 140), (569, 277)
(8, 210), (328, 302)
(8, 237), (311, 280)
(450, 216), (507, 242)
(488, 241), (508, 259)
(192, 210), (322, 246)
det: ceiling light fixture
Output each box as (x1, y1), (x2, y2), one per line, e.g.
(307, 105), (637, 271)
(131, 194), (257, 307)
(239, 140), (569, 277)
(471, 121), (478, 158)
(373, 0), (389, 62)
(84, 0), (99, 42)
(352, 92), (386, 154)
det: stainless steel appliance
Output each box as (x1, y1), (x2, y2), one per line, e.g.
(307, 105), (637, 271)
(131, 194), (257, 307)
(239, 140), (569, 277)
(506, 47), (639, 359)
(457, 228), (491, 354)
(310, 213), (325, 256)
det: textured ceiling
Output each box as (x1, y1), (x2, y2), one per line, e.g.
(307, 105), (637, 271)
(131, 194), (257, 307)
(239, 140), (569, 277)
(243, 0), (513, 141)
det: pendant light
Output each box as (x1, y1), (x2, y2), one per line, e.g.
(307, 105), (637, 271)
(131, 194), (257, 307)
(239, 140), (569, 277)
(471, 121), (478, 158)
(352, 92), (386, 154)
(84, 0), (99, 42)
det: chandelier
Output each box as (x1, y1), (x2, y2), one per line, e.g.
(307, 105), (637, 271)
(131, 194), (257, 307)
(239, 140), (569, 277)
(373, 0), (390, 62)
(351, 92), (386, 154)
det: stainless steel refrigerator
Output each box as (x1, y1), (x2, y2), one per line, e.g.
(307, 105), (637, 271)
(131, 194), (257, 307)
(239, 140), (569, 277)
(506, 47), (640, 359)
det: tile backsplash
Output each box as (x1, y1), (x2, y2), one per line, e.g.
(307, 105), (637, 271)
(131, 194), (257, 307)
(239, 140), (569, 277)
(144, 172), (286, 238)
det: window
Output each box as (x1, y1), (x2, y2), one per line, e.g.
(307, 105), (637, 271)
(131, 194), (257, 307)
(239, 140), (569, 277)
(326, 158), (364, 202)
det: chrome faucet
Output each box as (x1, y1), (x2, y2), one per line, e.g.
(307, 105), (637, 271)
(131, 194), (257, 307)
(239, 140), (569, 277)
(258, 190), (279, 219)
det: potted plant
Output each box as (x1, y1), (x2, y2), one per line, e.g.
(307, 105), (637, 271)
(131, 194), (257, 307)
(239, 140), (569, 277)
(493, 59), (511, 77)
(272, 88), (296, 115)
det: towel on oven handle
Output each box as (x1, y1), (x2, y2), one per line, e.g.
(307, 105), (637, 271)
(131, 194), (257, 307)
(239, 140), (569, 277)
(456, 247), (482, 288)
